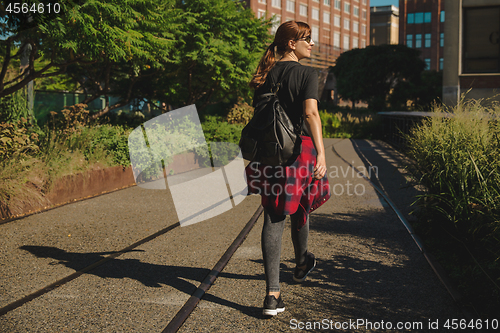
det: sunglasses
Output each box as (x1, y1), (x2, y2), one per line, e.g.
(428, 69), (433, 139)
(297, 35), (313, 43)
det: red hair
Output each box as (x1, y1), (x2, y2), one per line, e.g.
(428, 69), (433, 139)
(250, 21), (311, 89)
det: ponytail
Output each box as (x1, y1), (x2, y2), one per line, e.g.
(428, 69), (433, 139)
(249, 42), (277, 89)
(249, 21), (311, 90)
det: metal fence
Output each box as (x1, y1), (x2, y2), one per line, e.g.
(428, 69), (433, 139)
(34, 91), (135, 124)
(378, 111), (452, 149)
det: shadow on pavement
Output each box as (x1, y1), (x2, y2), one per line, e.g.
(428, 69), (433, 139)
(19, 245), (265, 318)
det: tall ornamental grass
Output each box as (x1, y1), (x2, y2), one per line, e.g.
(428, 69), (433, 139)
(407, 100), (500, 244)
(406, 99), (500, 314)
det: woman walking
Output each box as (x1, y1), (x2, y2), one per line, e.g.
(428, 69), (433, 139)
(246, 21), (331, 316)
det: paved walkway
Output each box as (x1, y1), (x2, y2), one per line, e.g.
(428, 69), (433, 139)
(0, 139), (466, 332)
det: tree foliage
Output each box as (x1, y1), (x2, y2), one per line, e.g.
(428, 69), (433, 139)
(332, 44), (426, 111)
(137, 0), (272, 110)
(1, 0), (271, 117)
(1, 0), (177, 96)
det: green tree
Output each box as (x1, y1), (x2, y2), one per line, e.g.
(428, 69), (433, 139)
(1, 0), (178, 106)
(332, 44), (426, 111)
(1, 0), (271, 118)
(141, 0), (272, 111)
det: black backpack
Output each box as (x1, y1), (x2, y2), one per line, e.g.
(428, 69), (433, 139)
(239, 64), (302, 166)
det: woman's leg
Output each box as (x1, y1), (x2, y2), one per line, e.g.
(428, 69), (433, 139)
(261, 208), (287, 294)
(290, 212), (309, 266)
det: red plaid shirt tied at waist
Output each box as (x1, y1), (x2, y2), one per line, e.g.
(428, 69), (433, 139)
(245, 136), (331, 229)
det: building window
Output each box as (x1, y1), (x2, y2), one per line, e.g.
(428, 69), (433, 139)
(353, 22), (359, 33)
(344, 19), (350, 30)
(300, 3), (308, 16)
(258, 9), (266, 18)
(440, 33), (444, 47)
(415, 34), (422, 48)
(415, 12), (424, 24)
(312, 8), (320, 20)
(258, 0), (267, 3)
(424, 12), (431, 23)
(272, 0), (281, 9)
(344, 35), (350, 50)
(274, 15), (282, 24)
(424, 58), (431, 70)
(312, 26), (319, 42)
(286, 0), (295, 12)
(406, 34), (413, 48)
(271, 15), (281, 34)
(323, 28), (330, 40)
(361, 24), (366, 35)
(334, 32), (340, 48)
(324, 0), (330, 6)
(440, 58), (444, 70)
(323, 11), (330, 23)
(463, 6), (500, 73)
(425, 33), (431, 48)
(362, 9), (367, 19)
(353, 37), (359, 48)
(361, 39), (366, 48)
(334, 0), (341, 10)
(334, 15), (341, 27)
(354, 6), (359, 17)
(344, 3), (350, 14)
(363, 0), (367, 4)
(440, 11), (445, 23)
(407, 13), (414, 24)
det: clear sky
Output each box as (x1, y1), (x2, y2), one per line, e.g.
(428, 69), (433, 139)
(370, 0), (399, 7)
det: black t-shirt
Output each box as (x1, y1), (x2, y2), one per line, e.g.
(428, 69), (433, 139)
(253, 61), (319, 133)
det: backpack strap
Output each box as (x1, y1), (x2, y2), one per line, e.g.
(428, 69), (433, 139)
(256, 62), (295, 100)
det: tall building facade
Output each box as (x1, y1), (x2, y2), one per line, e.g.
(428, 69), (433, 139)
(442, 0), (500, 106)
(399, 0), (445, 71)
(245, 0), (371, 69)
(370, 5), (399, 45)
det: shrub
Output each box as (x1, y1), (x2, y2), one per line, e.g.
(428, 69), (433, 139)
(405, 98), (500, 316)
(202, 115), (244, 144)
(319, 110), (341, 138)
(48, 103), (90, 138)
(1, 104), (133, 218)
(196, 115), (244, 167)
(406, 100), (500, 242)
(0, 117), (40, 160)
(128, 113), (207, 181)
(0, 90), (33, 123)
(318, 109), (382, 139)
(227, 99), (253, 125)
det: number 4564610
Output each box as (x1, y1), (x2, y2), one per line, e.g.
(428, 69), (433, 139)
(6, 3), (61, 14)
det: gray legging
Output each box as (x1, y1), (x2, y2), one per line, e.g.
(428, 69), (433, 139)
(261, 208), (309, 293)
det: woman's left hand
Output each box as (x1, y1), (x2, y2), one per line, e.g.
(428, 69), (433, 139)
(313, 153), (327, 180)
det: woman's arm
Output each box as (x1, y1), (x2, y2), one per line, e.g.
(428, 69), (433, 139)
(303, 99), (327, 180)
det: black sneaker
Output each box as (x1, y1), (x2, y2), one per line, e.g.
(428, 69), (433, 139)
(293, 252), (316, 282)
(263, 295), (285, 316)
